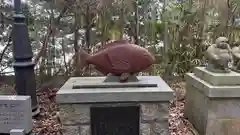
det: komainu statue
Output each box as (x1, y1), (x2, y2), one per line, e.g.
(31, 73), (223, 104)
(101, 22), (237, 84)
(205, 37), (233, 73)
(231, 44), (240, 72)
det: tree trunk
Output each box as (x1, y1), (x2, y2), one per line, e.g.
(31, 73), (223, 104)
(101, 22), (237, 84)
(134, 0), (139, 45)
(73, 13), (80, 76)
(61, 36), (68, 75)
(163, 0), (168, 54)
(119, 1), (124, 39)
(84, 5), (92, 75)
(85, 5), (91, 53)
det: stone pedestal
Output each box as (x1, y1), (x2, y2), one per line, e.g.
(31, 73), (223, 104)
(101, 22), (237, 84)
(185, 67), (240, 135)
(56, 76), (174, 135)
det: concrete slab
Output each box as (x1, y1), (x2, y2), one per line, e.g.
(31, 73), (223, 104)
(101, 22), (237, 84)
(0, 96), (32, 134)
(194, 67), (240, 86)
(56, 76), (174, 103)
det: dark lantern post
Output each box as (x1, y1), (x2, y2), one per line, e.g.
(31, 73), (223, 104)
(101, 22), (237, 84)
(12, 0), (39, 116)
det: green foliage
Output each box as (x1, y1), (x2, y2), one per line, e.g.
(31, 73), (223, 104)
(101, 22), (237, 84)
(162, 0), (207, 76)
(1, 0), (240, 78)
(22, 4), (35, 32)
(235, 0), (240, 6)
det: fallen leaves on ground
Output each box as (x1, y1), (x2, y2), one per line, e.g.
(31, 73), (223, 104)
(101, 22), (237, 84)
(168, 80), (198, 135)
(0, 78), (197, 135)
(32, 88), (62, 135)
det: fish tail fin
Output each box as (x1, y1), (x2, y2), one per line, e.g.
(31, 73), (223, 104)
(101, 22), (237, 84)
(79, 49), (90, 68)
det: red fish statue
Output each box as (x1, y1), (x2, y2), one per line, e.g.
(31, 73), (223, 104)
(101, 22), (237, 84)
(79, 42), (155, 82)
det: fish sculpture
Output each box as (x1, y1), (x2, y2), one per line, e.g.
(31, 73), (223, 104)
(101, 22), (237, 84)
(79, 42), (155, 82)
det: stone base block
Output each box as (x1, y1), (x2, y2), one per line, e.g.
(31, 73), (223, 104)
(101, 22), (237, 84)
(184, 71), (240, 135)
(57, 76), (173, 135)
(59, 103), (170, 135)
(194, 66), (240, 86)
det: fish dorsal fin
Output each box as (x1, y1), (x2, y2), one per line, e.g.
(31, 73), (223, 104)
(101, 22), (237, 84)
(104, 40), (129, 48)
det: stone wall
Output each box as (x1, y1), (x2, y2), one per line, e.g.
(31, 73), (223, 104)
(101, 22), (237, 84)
(59, 102), (170, 135)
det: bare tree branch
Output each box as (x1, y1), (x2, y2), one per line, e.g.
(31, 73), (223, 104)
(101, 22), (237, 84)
(33, 5), (69, 66)
(0, 30), (12, 63)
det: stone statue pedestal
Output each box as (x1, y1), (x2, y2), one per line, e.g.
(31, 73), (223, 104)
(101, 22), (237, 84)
(185, 67), (240, 135)
(56, 76), (174, 135)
